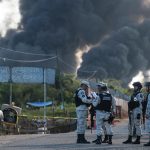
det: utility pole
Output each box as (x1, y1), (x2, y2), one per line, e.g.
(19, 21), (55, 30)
(56, 49), (64, 110)
(9, 66), (12, 105)
(43, 68), (47, 133)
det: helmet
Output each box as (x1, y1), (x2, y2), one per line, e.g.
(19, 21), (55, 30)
(132, 82), (142, 89)
(97, 82), (106, 87)
(145, 82), (150, 87)
(80, 80), (90, 87)
(97, 82), (107, 91)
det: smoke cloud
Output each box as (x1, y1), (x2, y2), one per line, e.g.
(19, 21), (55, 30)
(78, 23), (150, 83)
(0, 0), (150, 83)
(0, 0), (21, 37)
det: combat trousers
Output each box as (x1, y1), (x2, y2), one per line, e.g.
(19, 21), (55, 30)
(76, 110), (88, 134)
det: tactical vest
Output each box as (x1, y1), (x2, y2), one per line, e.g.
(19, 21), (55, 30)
(128, 92), (141, 111)
(74, 89), (90, 107)
(95, 92), (112, 112)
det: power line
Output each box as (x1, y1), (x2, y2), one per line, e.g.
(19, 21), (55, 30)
(0, 51), (97, 73)
(86, 71), (97, 80)
(0, 46), (97, 73)
(0, 56), (57, 63)
(58, 57), (97, 73)
(58, 57), (75, 70)
(0, 46), (55, 57)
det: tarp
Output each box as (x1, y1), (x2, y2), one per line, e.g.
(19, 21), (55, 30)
(27, 101), (52, 107)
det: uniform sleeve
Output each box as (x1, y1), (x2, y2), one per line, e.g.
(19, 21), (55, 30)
(78, 89), (92, 104)
(92, 95), (100, 107)
(0, 110), (4, 121)
(90, 92), (97, 99)
(146, 94), (150, 117)
(136, 93), (144, 109)
(136, 93), (144, 102)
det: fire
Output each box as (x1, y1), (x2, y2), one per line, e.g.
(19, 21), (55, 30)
(75, 45), (91, 71)
(0, 0), (21, 37)
(75, 51), (83, 70)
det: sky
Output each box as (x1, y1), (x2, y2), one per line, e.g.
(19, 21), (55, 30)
(0, 0), (150, 86)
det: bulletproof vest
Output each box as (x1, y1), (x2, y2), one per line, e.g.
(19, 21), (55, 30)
(95, 92), (112, 112)
(74, 89), (90, 107)
(128, 91), (141, 111)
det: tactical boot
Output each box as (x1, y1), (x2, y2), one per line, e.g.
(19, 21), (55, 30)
(108, 135), (113, 144)
(123, 135), (132, 144)
(102, 135), (108, 143)
(144, 142), (150, 146)
(95, 135), (102, 144)
(132, 136), (140, 144)
(76, 134), (82, 143)
(81, 134), (90, 144)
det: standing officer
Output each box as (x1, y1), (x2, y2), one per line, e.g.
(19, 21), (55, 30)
(75, 80), (92, 144)
(123, 82), (144, 144)
(92, 82), (116, 144)
(144, 82), (150, 146)
(0, 110), (4, 122)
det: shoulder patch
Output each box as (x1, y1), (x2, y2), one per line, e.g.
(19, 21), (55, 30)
(79, 90), (86, 98)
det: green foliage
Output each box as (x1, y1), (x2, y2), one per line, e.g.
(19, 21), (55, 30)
(0, 73), (79, 107)
(0, 75), (132, 119)
(104, 78), (132, 96)
(0, 83), (10, 104)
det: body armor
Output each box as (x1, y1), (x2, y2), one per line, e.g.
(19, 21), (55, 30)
(128, 92), (141, 111)
(75, 89), (90, 107)
(95, 92), (112, 112)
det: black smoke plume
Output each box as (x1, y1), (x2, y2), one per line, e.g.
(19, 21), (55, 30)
(0, 0), (150, 82)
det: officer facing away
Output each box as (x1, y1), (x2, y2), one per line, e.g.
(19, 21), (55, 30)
(144, 82), (150, 146)
(92, 82), (116, 145)
(75, 81), (92, 144)
(123, 82), (144, 144)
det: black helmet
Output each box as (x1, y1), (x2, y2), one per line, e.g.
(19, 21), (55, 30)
(132, 82), (142, 89)
(97, 82), (107, 91)
(145, 82), (150, 87)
